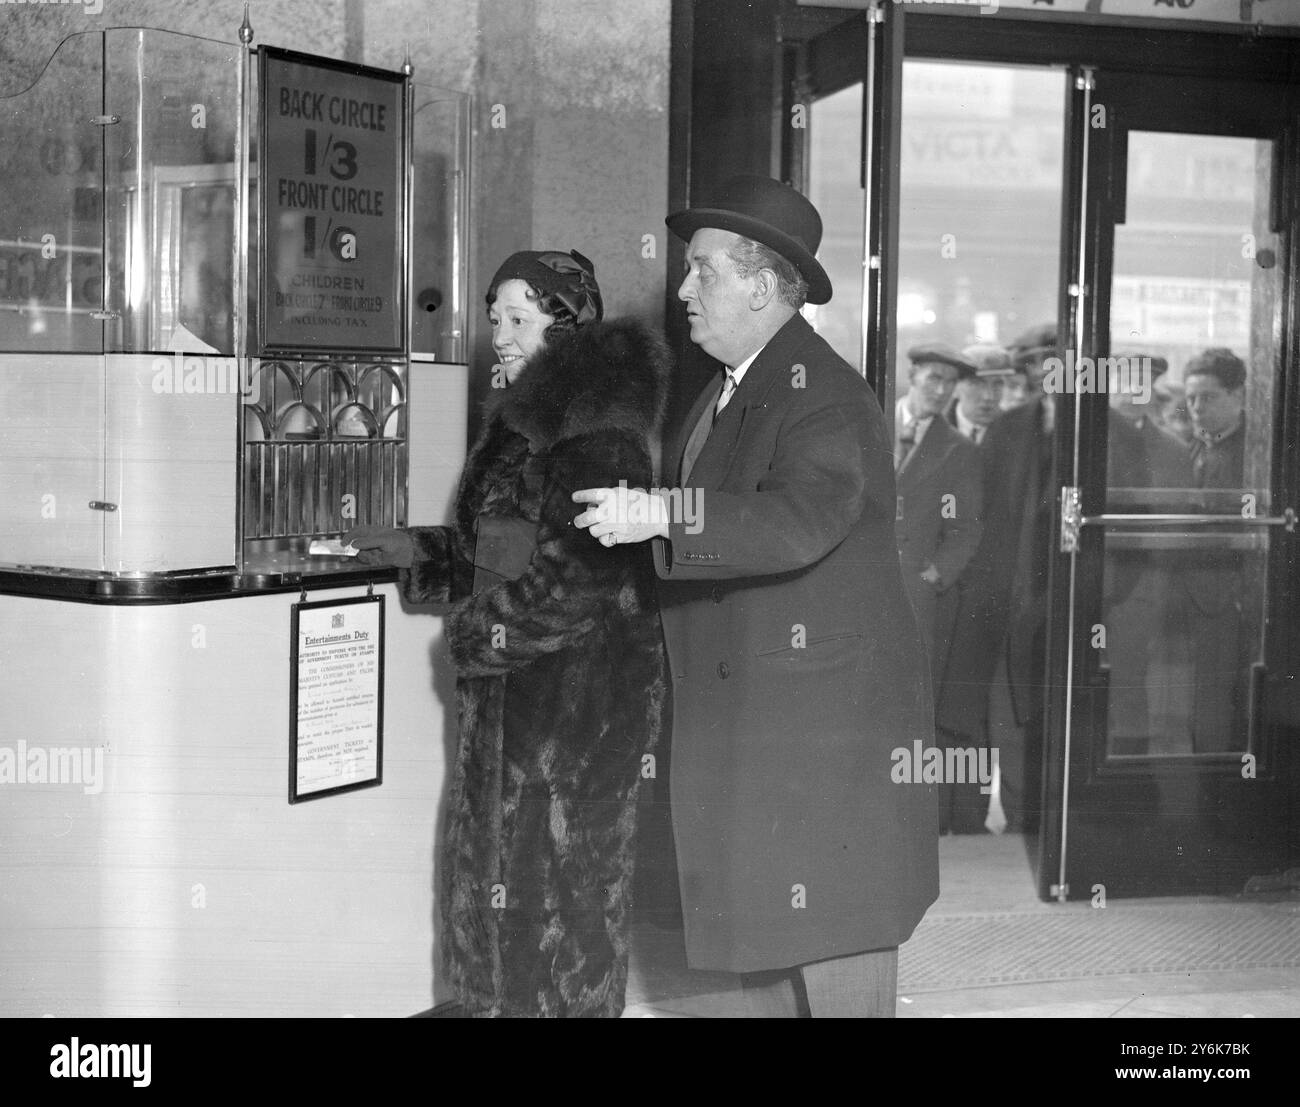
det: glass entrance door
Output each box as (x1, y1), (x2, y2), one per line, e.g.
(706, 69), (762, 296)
(803, 21), (1300, 902)
(1045, 69), (1300, 900)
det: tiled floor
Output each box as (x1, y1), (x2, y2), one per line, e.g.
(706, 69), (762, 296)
(623, 834), (1300, 1017)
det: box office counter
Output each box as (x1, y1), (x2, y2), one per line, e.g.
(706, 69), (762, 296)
(0, 25), (471, 1016)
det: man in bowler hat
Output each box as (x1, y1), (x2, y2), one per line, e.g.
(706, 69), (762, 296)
(574, 176), (938, 1016)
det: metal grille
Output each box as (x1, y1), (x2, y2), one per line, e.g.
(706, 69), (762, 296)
(242, 357), (408, 539)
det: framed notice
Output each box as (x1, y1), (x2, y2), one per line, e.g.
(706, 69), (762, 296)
(259, 47), (406, 353)
(290, 594), (385, 803)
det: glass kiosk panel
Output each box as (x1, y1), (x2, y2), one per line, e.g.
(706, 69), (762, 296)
(411, 86), (470, 364)
(101, 29), (243, 574)
(0, 31), (106, 572)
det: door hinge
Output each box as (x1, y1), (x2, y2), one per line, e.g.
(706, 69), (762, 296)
(90, 114), (121, 126)
(89, 501), (118, 512)
(1060, 485), (1082, 553)
(1050, 882), (1070, 899)
(1074, 70), (1095, 93)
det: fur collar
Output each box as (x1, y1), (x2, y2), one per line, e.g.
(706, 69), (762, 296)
(494, 318), (671, 448)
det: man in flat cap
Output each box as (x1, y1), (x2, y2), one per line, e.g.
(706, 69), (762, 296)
(1107, 350), (1192, 490)
(896, 343), (985, 833)
(896, 344), (971, 462)
(574, 175), (937, 1016)
(952, 344), (1014, 444)
(895, 343), (982, 653)
(937, 323), (1060, 834)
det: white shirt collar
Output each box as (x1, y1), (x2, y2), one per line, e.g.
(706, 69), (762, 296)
(895, 398), (935, 442)
(727, 345), (764, 386)
(955, 407), (982, 440)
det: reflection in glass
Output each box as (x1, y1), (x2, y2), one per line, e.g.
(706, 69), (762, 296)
(0, 32), (104, 353)
(104, 29), (241, 354)
(807, 84), (864, 369)
(411, 89), (471, 362)
(807, 62), (1066, 382)
(893, 61), (1064, 393)
(1103, 133), (1275, 758)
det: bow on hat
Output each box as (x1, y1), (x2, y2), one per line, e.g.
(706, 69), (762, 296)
(490, 249), (604, 326)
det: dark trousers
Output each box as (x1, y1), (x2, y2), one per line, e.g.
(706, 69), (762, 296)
(936, 725), (990, 833)
(741, 948), (900, 1017)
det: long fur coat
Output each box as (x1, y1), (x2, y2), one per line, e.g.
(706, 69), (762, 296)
(400, 319), (670, 1017)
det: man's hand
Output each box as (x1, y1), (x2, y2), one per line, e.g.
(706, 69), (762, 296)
(920, 564), (943, 587)
(572, 486), (669, 547)
(342, 526), (416, 567)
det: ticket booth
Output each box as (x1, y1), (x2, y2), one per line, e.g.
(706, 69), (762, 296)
(0, 18), (470, 1016)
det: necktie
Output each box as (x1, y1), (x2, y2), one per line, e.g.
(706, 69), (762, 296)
(680, 371), (728, 482)
(895, 424), (915, 470)
(714, 369), (738, 423)
(971, 425), (984, 445)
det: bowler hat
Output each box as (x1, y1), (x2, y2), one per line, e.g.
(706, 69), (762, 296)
(666, 176), (833, 304)
(908, 342), (976, 379)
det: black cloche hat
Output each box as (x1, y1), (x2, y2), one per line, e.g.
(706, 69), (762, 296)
(665, 175), (833, 304)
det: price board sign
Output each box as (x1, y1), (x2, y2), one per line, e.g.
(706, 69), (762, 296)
(259, 47), (406, 353)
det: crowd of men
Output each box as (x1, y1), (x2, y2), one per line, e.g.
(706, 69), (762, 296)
(893, 327), (1252, 832)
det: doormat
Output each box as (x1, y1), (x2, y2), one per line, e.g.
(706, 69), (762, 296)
(898, 902), (1300, 991)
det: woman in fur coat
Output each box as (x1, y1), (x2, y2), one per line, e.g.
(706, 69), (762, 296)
(348, 250), (669, 1017)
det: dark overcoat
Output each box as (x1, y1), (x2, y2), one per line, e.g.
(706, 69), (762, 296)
(895, 414), (983, 665)
(653, 313), (938, 973)
(936, 399), (1051, 739)
(1107, 410), (1193, 491)
(400, 319), (670, 1017)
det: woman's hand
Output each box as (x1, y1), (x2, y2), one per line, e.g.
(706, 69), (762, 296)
(342, 526), (416, 568)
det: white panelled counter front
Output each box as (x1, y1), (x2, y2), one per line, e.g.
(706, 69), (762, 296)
(0, 583), (454, 1017)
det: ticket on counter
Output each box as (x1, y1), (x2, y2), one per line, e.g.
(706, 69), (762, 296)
(308, 539), (359, 557)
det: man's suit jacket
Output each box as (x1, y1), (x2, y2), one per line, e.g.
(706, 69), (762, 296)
(895, 415), (983, 661)
(653, 312), (938, 973)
